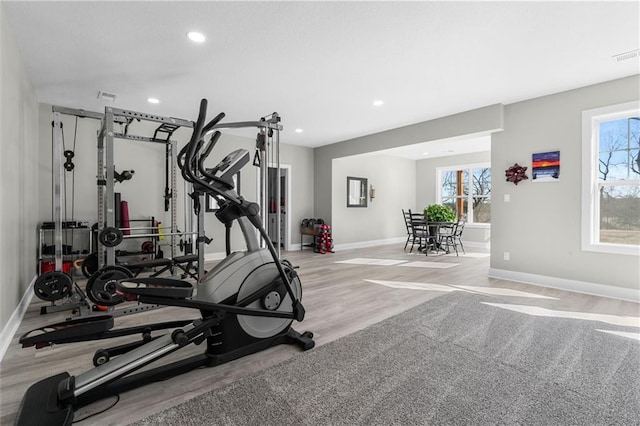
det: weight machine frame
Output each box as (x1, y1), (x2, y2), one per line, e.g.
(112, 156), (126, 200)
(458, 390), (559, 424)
(51, 105), (284, 289)
(97, 107), (193, 270)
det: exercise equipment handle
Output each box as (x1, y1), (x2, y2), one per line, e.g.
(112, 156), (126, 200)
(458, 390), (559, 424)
(202, 112), (226, 135)
(201, 131), (221, 164)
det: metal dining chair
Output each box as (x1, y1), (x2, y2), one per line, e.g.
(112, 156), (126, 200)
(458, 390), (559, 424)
(403, 209), (428, 253)
(439, 220), (466, 256)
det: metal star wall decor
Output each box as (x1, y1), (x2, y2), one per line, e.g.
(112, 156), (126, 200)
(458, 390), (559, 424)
(505, 163), (528, 185)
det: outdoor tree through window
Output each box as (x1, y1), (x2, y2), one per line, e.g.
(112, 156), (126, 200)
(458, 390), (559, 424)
(597, 115), (640, 245)
(439, 164), (491, 224)
(582, 101), (640, 254)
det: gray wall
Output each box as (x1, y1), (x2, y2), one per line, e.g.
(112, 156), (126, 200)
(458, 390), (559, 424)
(491, 75), (640, 295)
(0, 3), (40, 334)
(416, 151), (492, 248)
(332, 155), (416, 246)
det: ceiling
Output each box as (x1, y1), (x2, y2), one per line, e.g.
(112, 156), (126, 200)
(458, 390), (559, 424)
(4, 1), (639, 158)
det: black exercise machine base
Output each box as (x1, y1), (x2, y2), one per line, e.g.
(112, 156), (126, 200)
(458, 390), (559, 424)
(14, 373), (73, 426)
(15, 327), (314, 426)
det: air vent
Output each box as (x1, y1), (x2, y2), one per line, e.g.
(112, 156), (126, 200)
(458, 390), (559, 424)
(612, 49), (639, 62)
(97, 91), (117, 102)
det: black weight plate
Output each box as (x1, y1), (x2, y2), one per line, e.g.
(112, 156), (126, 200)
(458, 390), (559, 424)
(34, 271), (73, 301)
(64, 150), (75, 159)
(81, 253), (99, 278)
(86, 265), (133, 306)
(99, 227), (123, 247)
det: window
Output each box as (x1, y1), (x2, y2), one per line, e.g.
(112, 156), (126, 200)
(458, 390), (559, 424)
(582, 101), (640, 255)
(437, 163), (491, 224)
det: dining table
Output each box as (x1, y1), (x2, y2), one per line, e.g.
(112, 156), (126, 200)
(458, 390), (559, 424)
(412, 218), (454, 255)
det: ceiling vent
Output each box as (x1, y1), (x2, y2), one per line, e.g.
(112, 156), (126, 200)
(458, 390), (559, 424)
(612, 49), (639, 62)
(97, 90), (117, 102)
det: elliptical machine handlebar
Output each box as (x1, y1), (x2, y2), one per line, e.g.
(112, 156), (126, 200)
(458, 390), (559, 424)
(180, 99), (304, 320)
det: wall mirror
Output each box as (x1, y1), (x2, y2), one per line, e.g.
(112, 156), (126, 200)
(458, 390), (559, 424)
(347, 176), (368, 208)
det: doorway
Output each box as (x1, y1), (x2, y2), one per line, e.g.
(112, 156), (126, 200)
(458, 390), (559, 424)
(266, 165), (291, 251)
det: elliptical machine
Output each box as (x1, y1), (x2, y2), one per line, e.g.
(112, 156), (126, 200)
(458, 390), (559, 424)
(14, 99), (314, 426)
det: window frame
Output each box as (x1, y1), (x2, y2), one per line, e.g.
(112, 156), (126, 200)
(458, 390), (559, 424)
(581, 101), (640, 256)
(436, 162), (491, 228)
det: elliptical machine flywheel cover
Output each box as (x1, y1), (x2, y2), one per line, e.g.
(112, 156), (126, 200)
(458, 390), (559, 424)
(235, 262), (302, 339)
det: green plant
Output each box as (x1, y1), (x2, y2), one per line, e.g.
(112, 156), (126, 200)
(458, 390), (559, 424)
(424, 204), (456, 222)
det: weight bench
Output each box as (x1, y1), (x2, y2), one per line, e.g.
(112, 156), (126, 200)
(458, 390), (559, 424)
(124, 258), (174, 277)
(172, 254), (200, 280)
(124, 255), (201, 280)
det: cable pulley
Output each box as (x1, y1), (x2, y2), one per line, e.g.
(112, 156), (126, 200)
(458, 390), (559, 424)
(63, 149), (75, 171)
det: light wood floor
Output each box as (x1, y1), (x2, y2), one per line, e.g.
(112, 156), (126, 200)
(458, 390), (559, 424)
(1, 244), (638, 425)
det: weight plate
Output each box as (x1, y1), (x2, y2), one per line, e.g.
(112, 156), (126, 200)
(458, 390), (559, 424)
(99, 227), (124, 247)
(34, 271), (73, 302)
(141, 241), (154, 254)
(64, 161), (75, 171)
(86, 265), (133, 306)
(81, 253), (99, 278)
(63, 150), (75, 159)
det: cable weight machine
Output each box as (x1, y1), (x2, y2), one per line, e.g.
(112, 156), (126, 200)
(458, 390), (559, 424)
(34, 107), (104, 315)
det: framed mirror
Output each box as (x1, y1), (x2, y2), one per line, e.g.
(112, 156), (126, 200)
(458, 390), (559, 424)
(347, 176), (368, 208)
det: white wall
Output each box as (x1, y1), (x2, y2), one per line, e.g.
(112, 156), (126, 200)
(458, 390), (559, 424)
(0, 2), (40, 332)
(491, 75), (640, 299)
(332, 155), (415, 246)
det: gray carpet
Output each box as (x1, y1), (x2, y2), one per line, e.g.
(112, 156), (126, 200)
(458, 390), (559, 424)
(133, 292), (640, 425)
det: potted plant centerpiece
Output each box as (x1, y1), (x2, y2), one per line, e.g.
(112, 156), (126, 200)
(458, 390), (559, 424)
(423, 204), (456, 223)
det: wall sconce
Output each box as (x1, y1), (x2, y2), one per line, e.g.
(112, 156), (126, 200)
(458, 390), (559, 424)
(370, 184), (376, 201)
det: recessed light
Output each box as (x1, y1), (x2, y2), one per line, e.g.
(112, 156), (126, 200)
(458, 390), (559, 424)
(373, 100), (384, 107)
(423, 152), (429, 156)
(147, 97), (160, 104)
(187, 31), (206, 43)
(295, 128), (304, 133)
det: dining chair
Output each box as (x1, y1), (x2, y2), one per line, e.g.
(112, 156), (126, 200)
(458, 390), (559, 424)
(402, 209), (413, 250)
(407, 209), (429, 253)
(439, 220), (466, 256)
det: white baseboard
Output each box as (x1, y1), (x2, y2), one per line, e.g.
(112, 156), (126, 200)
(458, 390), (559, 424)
(334, 237), (406, 251)
(488, 268), (640, 303)
(0, 275), (36, 362)
(461, 240), (490, 250)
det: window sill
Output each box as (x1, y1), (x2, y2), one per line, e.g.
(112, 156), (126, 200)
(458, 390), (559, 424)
(465, 223), (491, 229)
(581, 243), (640, 256)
